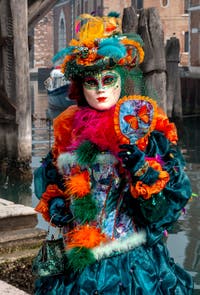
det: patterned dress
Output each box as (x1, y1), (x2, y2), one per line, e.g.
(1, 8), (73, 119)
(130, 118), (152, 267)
(34, 104), (193, 295)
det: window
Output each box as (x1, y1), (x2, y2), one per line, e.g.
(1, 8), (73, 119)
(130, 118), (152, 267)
(184, 31), (189, 52)
(131, 0), (143, 9)
(58, 11), (66, 51)
(84, 1), (88, 13)
(184, 0), (189, 13)
(137, 0), (143, 9)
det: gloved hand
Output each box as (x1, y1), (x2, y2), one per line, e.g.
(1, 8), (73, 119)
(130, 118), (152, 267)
(49, 197), (73, 227)
(118, 144), (146, 175)
(118, 144), (160, 184)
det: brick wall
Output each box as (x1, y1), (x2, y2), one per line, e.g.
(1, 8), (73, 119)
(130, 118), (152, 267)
(53, 2), (72, 54)
(190, 0), (200, 6)
(34, 10), (54, 69)
(143, 0), (189, 66)
(190, 9), (200, 67)
(33, 0), (190, 68)
(53, 0), (104, 56)
(103, 0), (131, 16)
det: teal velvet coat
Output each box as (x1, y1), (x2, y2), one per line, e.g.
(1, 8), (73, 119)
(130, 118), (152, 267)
(34, 129), (193, 295)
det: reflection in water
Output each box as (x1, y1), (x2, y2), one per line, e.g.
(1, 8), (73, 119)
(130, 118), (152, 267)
(166, 116), (200, 291)
(0, 159), (33, 206)
(175, 116), (200, 164)
(0, 78), (199, 291)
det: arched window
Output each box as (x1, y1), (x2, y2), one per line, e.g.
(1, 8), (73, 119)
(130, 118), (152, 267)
(58, 10), (66, 51)
(160, 0), (170, 8)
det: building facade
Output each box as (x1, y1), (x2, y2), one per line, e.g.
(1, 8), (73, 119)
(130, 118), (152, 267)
(189, 0), (200, 73)
(32, 0), (191, 69)
(33, 10), (54, 68)
(53, 0), (103, 55)
(142, 0), (189, 66)
(52, 0), (133, 55)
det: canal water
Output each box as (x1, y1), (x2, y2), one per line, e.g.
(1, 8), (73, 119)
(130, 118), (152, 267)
(2, 78), (200, 293)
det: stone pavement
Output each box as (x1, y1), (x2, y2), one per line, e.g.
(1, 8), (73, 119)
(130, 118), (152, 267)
(0, 280), (29, 294)
(0, 198), (46, 294)
(0, 198), (37, 231)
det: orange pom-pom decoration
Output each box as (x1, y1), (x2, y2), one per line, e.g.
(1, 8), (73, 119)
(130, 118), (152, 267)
(65, 170), (91, 198)
(66, 225), (108, 249)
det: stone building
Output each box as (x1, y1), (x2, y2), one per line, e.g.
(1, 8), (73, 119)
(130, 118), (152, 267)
(53, 0), (105, 55)
(32, 0), (190, 69)
(142, 0), (189, 66)
(32, 0), (132, 69)
(33, 10), (54, 68)
(189, 0), (200, 74)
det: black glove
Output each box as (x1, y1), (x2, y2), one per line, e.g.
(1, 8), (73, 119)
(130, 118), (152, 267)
(118, 144), (146, 175)
(118, 144), (159, 184)
(49, 197), (73, 227)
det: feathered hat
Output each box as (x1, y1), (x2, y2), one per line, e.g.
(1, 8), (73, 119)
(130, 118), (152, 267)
(53, 12), (144, 79)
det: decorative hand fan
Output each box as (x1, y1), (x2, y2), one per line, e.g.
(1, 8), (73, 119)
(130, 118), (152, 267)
(114, 95), (157, 144)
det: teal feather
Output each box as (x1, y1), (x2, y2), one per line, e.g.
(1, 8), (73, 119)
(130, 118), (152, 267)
(52, 47), (75, 63)
(98, 39), (126, 60)
(99, 38), (122, 46)
(98, 45), (126, 60)
(107, 11), (120, 17)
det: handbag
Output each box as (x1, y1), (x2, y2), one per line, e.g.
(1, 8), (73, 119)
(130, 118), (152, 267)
(32, 225), (67, 277)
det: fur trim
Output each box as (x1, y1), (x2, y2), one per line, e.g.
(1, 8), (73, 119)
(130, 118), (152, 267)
(92, 230), (146, 260)
(57, 152), (77, 174)
(57, 152), (118, 175)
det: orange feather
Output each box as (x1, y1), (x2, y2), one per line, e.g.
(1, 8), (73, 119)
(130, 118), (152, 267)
(66, 225), (108, 249)
(65, 171), (91, 198)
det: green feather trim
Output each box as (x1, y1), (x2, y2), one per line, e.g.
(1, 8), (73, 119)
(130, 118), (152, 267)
(76, 140), (100, 165)
(67, 247), (96, 272)
(72, 194), (98, 223)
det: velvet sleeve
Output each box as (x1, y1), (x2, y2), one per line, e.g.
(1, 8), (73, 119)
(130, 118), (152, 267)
(34, 150), (65, 199)
(127, 131), (192, 246)
(146, 150), (191, 246)
(34, 152), (71, 223)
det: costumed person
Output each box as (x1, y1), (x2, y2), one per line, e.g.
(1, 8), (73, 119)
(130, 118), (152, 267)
(33, 12), (193, 295)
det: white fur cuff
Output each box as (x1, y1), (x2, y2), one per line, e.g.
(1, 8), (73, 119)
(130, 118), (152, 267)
(92, 231), (146, 261)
